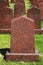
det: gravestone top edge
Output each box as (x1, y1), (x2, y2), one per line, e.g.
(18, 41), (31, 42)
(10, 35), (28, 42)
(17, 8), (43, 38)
(11, 15), (35, 53)
(12, 16), (34, 23)
(27, 6), (40, 14)
(29, 6), (40, 10)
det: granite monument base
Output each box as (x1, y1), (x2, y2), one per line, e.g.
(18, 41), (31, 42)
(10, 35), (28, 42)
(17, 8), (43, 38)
(6, 50), (39, 62)
(35, 28), (43, 34)
(0, 29), (11, 34)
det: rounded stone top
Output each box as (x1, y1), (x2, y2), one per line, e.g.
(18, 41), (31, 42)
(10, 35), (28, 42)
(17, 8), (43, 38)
(27, 6), (40, 14)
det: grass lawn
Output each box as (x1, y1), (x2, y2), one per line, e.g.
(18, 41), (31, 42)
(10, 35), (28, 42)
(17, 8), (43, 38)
(0, 34), (43, 65)
(0, 0), (43, 65)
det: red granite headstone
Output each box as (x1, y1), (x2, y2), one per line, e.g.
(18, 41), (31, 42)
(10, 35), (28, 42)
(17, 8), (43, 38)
(15, 0), (25, 7)
(30, 0), (43, 6)
(37, 0), (43, 4)
(27, 6), (41, 29)
(16, 0), (25, 3)
(0, 0), (13, 33)
(0, 0), (10, 7)
(0, 0), (6, 7)
(30, 0), (38, 6)
(6, 0), (10, 7)
(38, 2), (43, 20)
(14, 1), (25, 18)
(10, 0), (14, 3)
(6, 16), (39, 61)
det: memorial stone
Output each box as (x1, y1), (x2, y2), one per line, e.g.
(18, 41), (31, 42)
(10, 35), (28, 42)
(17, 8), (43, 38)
(37, 0), (43, 4)
(27, 6), (41, 29)
(14, 1), (25, 18)
(30, 0), (38, 6)
(0, 0), (13, 33)
(6, 0), (10, 7)
(6, 16), (39, 61)
(38, 2), (43, 20)
(16, 0), (25, 4)
(30, 0), (43, 7)
(10, 0), (14, 3)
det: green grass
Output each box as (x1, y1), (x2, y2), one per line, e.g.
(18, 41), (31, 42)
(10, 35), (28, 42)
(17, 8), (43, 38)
(0, 34), (10, 48)
(0, 34), (43, 65)
(0, 0), (43, 65)
(41, 22), (43, 28)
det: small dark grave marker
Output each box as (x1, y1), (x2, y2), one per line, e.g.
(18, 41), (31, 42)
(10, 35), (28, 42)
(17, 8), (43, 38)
(27, 6), (41, 29)
(30, 0), (43, 7)
(6, 0), (10, 7)
(10, 0), (14, 3)
(0, 0), (13, 33)
(16, 0), (25, 3)
(14, 0), (25, 18)
(30, 0), (38, 6)
(38, 2), (43, 20)
(0, 0), (10, 7)
(37, 0), (43, 4)
(6, 16), (39, 62)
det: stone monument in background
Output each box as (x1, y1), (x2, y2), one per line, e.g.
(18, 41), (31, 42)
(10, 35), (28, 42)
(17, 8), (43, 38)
(14, 0), (25, 18)
(27, 6), (42, 34)
(0, 0), (13, 33)
(10, 0), (14, 3)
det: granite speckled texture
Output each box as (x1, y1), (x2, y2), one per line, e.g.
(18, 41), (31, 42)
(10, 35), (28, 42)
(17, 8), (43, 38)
(30, 0), (43, 20)
(10, 0), (14, 3)
(14, 0), (25, 18)
(38, 2), (43, 20)
(6, 16), (39, 61)
(0, 0), (13, 33)
(27, 7), (41, 29)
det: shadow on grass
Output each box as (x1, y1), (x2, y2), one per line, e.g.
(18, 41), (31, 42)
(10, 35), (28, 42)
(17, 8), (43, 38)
(0, 48), (43, 63)
(0, 48), (10, 59)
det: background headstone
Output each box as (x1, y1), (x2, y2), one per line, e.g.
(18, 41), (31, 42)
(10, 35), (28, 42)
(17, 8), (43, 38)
(0, 0), (10, 7)
(16, 0), (25, 4)
(0, 0), (13, 33)
(10, 0), (14, 3)
(6, 0), (10, 7)
(37, 0), (43, 4)
(38, 2), (43, 20)
(30, 0), (38, 6)
(30, 0), (43, 7)
(27, 6), (41, 29)
(14, 1), (25, 18)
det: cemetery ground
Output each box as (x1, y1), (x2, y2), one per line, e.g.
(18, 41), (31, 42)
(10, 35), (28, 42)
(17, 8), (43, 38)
(0, 34), (43, 65)
(0, 0), (43, 65)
